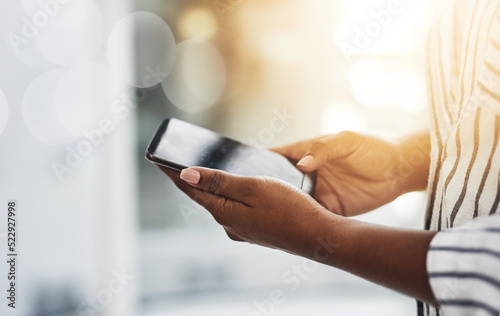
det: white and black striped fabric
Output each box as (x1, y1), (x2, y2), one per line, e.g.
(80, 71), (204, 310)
(420, 0), (500, 315)
(426, 215), (500, 316)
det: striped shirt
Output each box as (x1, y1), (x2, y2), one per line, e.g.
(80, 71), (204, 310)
(421, 0), (500, 315)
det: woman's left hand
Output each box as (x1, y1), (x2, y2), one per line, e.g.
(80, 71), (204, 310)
(158, 165), (438, 305)
(159, 165), (331, 255)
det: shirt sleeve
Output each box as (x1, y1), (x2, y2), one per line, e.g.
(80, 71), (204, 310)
(427, 214), (500, 316)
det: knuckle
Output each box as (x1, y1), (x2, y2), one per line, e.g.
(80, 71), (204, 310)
(212, 198), (232, 226)
(257, 176), (288, 194)
(207, 171), (223, 194)
(239, 178), (257, 197)
(311, 138), (328, 152)
(337, 131), (359, 150)
(337, 130), (357, 140)
(255, 175), (273, 187)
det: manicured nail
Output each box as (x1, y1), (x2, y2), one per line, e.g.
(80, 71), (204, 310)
(180, 169), (200, 184)
(297, 155), (313, 167)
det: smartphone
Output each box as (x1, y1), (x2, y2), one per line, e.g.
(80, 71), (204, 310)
(145, 118), (316, 195)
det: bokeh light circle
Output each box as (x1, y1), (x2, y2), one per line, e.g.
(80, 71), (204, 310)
(20, 0), (88, 16)
(321, 100), (368, 135)
(22, 70), (77, 145)
(0, 2), (53, 68)
(108, 11), (176, 88)
(162, 39), (225, 113)
(177, 8), (218, 40)
(348, 59), (387, 107)
(349, 59), (426, 112)
(54, 62), (121, 137)
(35, 2), (104, 67)
(0, 89), (8, 137)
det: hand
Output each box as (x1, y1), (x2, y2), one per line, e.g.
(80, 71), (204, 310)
(272, 131), (410, 217)
(158, 163), (437, 305)
(158, 165), (329, 254)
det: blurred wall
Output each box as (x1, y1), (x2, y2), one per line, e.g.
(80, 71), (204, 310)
(0, 1), (139, 315)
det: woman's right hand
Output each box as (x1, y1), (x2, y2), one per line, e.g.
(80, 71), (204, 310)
(272, 131), (430, 217)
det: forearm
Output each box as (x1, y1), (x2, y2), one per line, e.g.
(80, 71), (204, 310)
(395, 131), (431, 193)
(293, 211), (437, 305)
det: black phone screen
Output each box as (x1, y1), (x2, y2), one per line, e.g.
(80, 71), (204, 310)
(145, 118), (316, 195)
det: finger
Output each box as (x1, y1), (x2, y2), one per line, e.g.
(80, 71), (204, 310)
(296, 132), (357, 172)
(156, 164), (219, 207)
(156, 165), (190, 191)
(270, 138), (315, 160)
(224, 227), (244, 242)
(295, 141), (331, 173)
(179, 167), (256, 205)
(156, 164), (243, 225)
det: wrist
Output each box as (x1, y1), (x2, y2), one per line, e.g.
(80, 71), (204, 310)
(294, 209), (353, 266)
(309, 213), (437, 303)
(393, 132), (431, 194)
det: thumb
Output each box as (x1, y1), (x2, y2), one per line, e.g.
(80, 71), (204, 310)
(270, 140), (310, 160)
(296, 133), (356, 172)
(296, 154), (328, 173)
(179, 167), (253, 204)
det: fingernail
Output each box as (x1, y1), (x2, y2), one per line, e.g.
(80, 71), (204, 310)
(180, 169), (200, 184)
(297, 155), (313, 167)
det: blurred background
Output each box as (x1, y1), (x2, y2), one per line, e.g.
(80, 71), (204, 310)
(0, 0), (438, 315)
